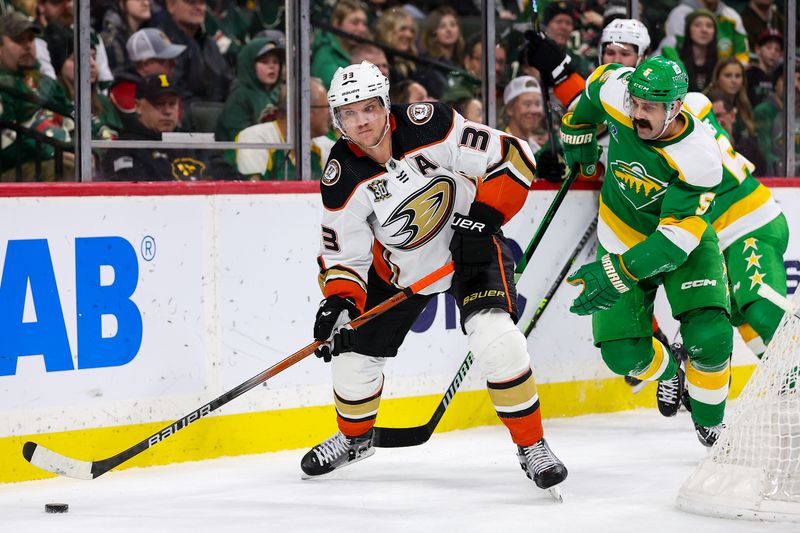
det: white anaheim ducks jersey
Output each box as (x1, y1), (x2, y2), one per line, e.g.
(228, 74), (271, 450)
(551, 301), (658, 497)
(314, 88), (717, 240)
(317, 102), (537, 312)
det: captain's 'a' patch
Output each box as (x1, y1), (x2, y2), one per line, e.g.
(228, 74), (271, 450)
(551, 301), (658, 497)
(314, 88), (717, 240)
(407, 102), (434, 125)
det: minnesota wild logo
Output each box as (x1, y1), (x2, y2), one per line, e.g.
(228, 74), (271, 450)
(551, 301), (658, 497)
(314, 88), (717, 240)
(609, 160), (667, 210)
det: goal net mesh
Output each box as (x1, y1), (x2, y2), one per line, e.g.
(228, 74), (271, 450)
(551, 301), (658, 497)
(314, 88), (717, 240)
(677, 289), (800, 522)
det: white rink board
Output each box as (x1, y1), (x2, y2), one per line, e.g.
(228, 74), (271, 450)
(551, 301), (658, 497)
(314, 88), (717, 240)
(1, 188), (798, 437)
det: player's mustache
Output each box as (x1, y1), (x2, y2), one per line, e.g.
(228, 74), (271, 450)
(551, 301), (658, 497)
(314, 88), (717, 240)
(633, 119), (651, 129)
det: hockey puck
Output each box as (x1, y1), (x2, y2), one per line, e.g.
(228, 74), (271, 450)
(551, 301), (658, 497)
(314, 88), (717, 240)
(45, 503), (68, 513)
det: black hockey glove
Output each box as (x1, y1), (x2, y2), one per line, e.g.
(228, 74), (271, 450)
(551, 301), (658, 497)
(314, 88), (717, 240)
(313, 295), (359, 362)
(449, 202), (504, 280)
(535, 149), (566, 183)
(523, 31), (574, 86)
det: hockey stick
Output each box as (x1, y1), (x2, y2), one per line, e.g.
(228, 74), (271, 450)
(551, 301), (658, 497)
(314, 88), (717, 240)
(757, 283), (800, 319)
(530, 0), (558, 156)
(22, 262), (455, 480)
(521, 217), (597, 338)
(373, 167), (581, 448)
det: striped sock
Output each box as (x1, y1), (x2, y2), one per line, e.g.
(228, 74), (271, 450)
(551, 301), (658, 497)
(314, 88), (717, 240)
(334, 381), (383, 437)
(487, 368), (543, 447)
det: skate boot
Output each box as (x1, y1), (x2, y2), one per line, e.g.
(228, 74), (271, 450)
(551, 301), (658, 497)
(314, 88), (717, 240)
(301, 430), (375, 478)
(694, 422), (724, 448)
(517, 438), (568, 502)
(657, 344), (686, 417)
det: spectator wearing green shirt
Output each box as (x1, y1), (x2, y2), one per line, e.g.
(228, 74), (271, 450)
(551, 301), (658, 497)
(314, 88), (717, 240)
(0, 12), (72, 181)
(311, 0), (368, 90)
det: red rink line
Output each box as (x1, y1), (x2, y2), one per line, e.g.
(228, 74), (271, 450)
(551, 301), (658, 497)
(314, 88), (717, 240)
(0, 178), (798, 197)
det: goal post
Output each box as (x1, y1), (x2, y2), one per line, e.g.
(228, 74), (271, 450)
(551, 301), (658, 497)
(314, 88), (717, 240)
(676, 288), (800, 522)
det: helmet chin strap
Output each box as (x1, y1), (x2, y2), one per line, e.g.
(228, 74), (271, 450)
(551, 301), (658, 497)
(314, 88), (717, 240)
(655, 101), (681, 139)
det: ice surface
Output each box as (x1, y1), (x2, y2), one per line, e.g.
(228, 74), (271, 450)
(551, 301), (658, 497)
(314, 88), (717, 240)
(0, 410), (795, 532)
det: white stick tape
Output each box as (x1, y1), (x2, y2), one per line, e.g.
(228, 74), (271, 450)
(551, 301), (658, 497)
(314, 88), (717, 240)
(757, 284), (800, 319)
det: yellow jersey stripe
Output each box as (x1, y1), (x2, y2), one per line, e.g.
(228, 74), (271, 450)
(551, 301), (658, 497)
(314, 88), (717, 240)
(712, 183), (772, 233)
(598, 196), (647, 248)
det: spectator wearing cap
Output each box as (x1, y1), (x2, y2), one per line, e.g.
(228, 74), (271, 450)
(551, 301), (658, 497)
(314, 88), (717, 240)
(102, 73), (210, 181)
(108, 27), (186, 130)
(659, 0), (749, 65)
(542, 1), (591, 78)
(754, 62), (800, 176)
(0, 12), (72, 180)
(741, 0), (787, 52)
(311, 0), (369, 90)
(100, 0), (152, 73)
(215, 36), (284, 143)
(153, 0), (233, 103)
(502, 75), (566, 182)
(502, 76), (544, 153)
(44, 22), (122, 144)
(33, 0), (115, 86)
(234, 78), (334, 181)
(746, 29), (782, 107)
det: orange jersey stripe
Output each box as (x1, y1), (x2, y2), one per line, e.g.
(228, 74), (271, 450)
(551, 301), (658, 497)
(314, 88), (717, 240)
(553, 72), (586, 108)
(323, 279), (367, 313)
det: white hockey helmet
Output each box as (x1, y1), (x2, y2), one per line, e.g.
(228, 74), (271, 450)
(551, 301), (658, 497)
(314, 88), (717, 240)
(328, 60), (390, 132)
(599, 19), (651, 60)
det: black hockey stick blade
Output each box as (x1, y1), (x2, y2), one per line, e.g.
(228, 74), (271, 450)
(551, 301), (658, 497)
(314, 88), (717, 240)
(373, 351), (474, 448)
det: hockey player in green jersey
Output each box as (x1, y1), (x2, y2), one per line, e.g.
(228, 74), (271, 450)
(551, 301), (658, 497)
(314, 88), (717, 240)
(682, 92), (789, 358)
(562, 56), (733, 447)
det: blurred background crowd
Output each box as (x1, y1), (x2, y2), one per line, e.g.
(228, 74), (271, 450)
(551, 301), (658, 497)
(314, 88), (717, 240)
(0, 0), (796, 181)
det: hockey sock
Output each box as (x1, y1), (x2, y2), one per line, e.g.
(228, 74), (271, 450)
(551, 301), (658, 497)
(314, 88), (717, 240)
(742, 298), (785, 349)
(335, 385), (382, 437)
(680, 307), (733, 427)
(600, 337), (677, 381)
(487, 368), (543, 447)
(737, 323), (766, 358)
(685, 359), (730, 427)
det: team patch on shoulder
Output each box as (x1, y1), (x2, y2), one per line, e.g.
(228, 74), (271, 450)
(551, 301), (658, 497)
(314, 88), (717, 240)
(407, 102), (434, 125)
(322, 159), (341, 186)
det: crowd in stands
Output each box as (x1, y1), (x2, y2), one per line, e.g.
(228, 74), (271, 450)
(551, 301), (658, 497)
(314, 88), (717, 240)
(0, 0), (796, 181)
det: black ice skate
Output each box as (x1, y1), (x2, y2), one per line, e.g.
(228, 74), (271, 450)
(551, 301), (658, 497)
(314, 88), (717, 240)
(694, 422), (724, 447)
(517, 438), (568, 502)
(657, 345), (686, 417)
(301, 430), (375, 478)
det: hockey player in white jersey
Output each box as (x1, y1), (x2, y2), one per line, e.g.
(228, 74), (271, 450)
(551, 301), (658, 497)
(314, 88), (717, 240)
(301, 61), (568, 496)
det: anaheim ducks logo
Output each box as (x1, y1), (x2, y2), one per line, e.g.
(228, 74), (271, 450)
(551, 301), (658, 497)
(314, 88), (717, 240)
(609, 160), (667, 210)
(382, 176), (455, 250)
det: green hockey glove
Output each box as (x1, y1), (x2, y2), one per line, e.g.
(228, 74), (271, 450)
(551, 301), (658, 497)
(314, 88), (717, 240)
(567, 254), (637, 315)
(560, 112), (598, 177)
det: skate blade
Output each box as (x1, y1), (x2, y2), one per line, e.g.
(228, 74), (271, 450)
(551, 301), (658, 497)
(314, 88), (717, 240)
(631, 381), (648, 394)
(300, 448), (376, 480)
(546, 486), (564, 503)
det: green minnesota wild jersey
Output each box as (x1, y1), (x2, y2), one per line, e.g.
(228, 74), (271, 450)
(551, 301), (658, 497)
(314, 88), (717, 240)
(574, 63), (723, 280)
(682, 93), (783, 251)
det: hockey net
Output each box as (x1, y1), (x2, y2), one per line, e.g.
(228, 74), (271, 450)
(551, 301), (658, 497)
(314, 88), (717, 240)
(677, 289), (800, 522)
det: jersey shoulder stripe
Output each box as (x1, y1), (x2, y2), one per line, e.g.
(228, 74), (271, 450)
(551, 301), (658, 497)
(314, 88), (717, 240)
(587, 64), (634, 128)
(651, 113), (722, 188)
